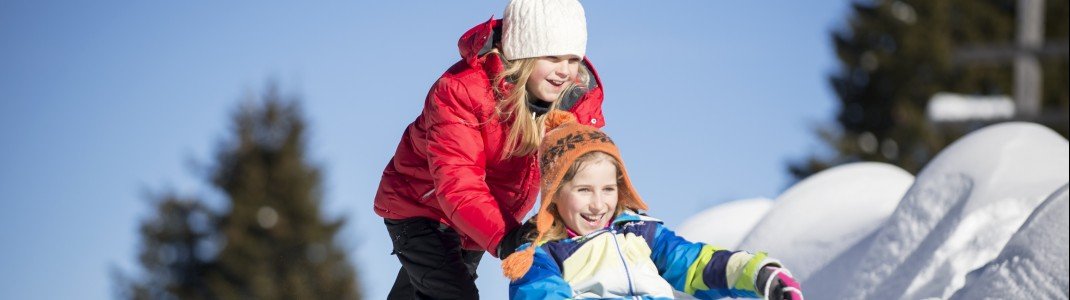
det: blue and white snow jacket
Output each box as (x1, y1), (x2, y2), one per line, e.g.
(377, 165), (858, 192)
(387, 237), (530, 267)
(509, 212), (780, 299)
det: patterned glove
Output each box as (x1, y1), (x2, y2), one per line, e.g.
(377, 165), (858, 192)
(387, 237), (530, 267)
(757, 266), (804, 300)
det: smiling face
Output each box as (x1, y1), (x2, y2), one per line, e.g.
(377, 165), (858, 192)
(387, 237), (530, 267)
(526, 55), (582, 103)
(554, 155), (619, 236)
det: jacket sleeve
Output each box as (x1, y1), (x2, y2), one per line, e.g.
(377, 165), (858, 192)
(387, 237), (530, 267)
(424, 76), (512, 257)
(646, 223), (781, 299)
(509, 246), (572, 299)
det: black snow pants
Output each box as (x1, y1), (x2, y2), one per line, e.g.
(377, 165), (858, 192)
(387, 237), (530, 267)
(384, 217), (484, 300)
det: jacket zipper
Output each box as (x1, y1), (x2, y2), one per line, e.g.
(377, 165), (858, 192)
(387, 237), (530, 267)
(609, 228), (637, 297)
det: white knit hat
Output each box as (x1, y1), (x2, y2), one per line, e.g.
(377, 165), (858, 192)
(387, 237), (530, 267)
(501, 0), (587, 61)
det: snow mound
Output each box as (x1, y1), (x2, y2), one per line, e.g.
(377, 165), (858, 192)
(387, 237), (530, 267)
(950, 184), (1070, 299)
(811, 122), (1069, 300)
(736, 162), (913, 282)
(675, 198), (773, 249)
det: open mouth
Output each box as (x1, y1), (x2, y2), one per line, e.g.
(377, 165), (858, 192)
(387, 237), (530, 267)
(580, 213), (605, 225)
(548, 79), (565, 87)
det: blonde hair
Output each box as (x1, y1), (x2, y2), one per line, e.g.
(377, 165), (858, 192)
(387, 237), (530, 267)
(491, 50), (591, 160)
(536, 151), (628, 242)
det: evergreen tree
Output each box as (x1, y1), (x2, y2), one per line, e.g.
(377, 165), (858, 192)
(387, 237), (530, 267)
(791, 0), (1068, 180)
(207, 85), (360, 299)
(117, 83), (361, 299)
(117, 194), (220, 300)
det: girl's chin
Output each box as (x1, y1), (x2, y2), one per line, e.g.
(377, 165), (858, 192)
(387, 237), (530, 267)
(539, 88), (564, 100)
(534, 93), (557, 103)
(574, 222), (605, 234)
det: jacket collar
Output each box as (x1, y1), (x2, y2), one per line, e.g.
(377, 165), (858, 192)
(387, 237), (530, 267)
(611, 211), (662, 226)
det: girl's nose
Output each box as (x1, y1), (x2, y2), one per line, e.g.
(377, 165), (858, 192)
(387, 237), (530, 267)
(554, 61), (571, 79)
(589, 194), (608, 211)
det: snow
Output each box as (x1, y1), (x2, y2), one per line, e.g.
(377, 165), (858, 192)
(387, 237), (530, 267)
(927, 92), (1016, 122)
(675, 198), (773, 250)
(684, 122), (1069, 299)
(736, 162), (913, 282)
(950, 184), (1070, 299)
(851, 122), (1068, 300)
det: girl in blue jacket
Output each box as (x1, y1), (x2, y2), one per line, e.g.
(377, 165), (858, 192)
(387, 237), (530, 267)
(501, 111), (805, 300)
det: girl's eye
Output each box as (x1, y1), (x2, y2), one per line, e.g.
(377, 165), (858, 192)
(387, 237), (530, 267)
(603, 187), (616, 192)
(577, 187), (592, 193)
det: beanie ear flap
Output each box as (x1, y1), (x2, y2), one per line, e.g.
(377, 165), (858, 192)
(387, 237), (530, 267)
(617, 160), (648, 212)
(501, 207), (555, 281)
(622, 185), (648, 212)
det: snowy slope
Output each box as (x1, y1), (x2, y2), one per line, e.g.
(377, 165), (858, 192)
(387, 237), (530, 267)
(675, 198), (773, 249)
(949, 184), (1070, 299)
(808, 122), (1070, 300)
(736, 162), (913, 283)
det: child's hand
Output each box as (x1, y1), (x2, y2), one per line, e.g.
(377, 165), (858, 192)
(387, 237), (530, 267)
(759, 266), (803, 300)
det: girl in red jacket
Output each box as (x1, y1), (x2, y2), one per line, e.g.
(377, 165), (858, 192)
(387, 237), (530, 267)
(373, 0), (607, 298)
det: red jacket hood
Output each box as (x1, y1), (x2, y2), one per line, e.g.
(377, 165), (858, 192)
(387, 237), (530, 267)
(456, 17), (604, 93)
(458, 17), (500, 67)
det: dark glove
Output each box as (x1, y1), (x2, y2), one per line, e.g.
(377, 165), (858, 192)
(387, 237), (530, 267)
(496, 219), (536, 258)
(757, 266), (804, 300)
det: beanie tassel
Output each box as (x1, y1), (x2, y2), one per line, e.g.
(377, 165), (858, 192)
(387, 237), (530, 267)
(501, 247), (535, 281)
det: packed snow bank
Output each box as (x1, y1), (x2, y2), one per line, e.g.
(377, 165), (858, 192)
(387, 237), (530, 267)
(950, 184), (1070, 299)
(675, 198), (773, 249)
(736, 162), (913, 282)
(811, 122), (1069, 300)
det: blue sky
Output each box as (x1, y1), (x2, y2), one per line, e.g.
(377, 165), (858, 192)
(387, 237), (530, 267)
(0, 1), (847, 299)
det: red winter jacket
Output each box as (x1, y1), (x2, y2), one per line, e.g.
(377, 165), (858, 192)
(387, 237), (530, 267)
(373, 18), (607, 257)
